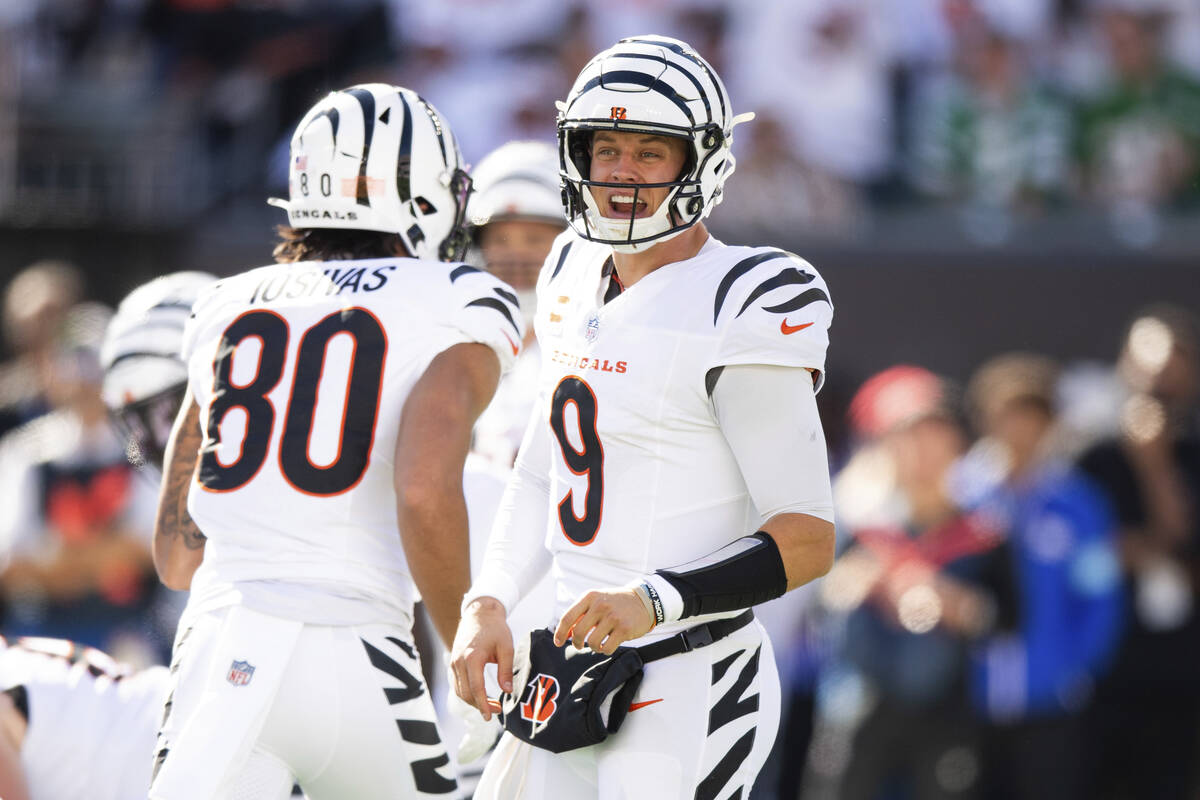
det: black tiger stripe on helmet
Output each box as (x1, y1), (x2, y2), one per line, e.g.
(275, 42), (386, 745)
(269, 83), (473, 262)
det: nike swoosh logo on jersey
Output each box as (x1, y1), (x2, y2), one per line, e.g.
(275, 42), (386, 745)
(780, 319), (813, 335)
(628, 698), (663, 712)
(501, 330), (519, 356)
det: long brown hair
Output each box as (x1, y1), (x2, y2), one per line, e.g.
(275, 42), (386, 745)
(272, 226), (407, 263)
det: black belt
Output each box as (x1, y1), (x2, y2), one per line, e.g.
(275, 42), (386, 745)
(3, 685), (29, 723)
(635, 609), (755, 665)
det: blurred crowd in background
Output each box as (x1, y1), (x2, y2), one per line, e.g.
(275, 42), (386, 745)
(0, 0), (1198, 242)
(0, 1), (1197, 799)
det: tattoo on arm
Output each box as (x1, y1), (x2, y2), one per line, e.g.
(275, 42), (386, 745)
(157, 404), (207, 550)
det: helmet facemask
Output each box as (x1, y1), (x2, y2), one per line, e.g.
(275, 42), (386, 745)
(109, 381), (188, 471)
(434, 167), (474, 262)
(555, 35), (753, 253)
(561, 125), (716, 253)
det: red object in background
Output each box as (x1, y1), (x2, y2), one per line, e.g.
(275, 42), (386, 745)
(848, 364), (949, 438)
(855, 511), (1004, 572)
(45, 465), (132, 543)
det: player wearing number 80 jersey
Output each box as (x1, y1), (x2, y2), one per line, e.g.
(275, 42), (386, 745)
(150, 84), (522, 800)
(452, 36), (838, 799)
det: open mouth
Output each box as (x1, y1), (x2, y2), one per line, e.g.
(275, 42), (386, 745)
(606, 193), (649, 219)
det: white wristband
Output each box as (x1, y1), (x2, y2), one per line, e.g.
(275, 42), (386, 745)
(643, 573), (685, 624)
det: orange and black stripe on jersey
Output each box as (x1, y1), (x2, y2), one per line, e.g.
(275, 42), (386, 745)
(713, 251), (830, 325)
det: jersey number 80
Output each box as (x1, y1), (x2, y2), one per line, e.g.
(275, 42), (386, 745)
(198, 307), (386, 496)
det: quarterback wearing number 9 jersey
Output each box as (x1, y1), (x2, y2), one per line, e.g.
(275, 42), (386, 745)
(451, 36), (837, 799)
(150, 84), (523, 800)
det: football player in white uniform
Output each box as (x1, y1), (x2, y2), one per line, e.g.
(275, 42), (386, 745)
(469, 140), (567, 469)
(0, 635), (170, 800)
(149, 84), (523, 800)
(450, 36), (837, 799)
(100, 271), (219, 473)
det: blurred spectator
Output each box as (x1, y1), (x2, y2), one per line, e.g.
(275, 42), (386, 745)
(724, 0), (892, 206)
(960, 353), (1123, 800)
(906, 8), (1073, 234)
(1055, 359), (1127, 458)
(805, 366), (1017, 800)
(1075, 1), (1200, 229)
(387, 0), (581, 162)
(1077, 304), (1200, 800)
(144, 0), (398, 200)
(0, 302), (163, 666)
(715, 113), (866, 240)
(582, 0), (729, 74)
(0, 260), (84, 439)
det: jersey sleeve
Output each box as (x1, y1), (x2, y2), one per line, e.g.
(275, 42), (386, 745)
(445, 265), (526, 374)
(708, 249), (834, 392)
(179, 278), (227, 366)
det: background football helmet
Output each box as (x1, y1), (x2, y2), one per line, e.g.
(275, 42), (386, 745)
(557, 35), (753, 252)
(100, 270), (217, 469)
(269, 83), (473, 262)
(468, 140), (564, 230)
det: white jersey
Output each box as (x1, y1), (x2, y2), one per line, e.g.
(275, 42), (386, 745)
(530, 232), (833, 634)
(0, 636), (169, 800)
(181, 258), (524, 625)
(472, 342), (542, 469)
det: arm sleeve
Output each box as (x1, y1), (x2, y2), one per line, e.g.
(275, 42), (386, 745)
(463, 395), (553, 614)
(712, 363), (834, 524)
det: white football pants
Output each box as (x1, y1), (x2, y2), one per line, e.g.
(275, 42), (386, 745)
(150, 605), (455, 800)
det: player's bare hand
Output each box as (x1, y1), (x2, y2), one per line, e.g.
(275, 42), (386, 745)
(554, 588), (654, 654)
(450, 597), (513, 721)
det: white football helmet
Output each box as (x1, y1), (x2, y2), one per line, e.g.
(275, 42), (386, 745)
(269, 83), (473, 262)
(100, 270), (218, 469)
(557, 35), (753, 253)
(468, 140), (565, 229)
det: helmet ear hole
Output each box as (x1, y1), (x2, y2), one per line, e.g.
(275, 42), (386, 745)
(687, 196), (703, 216)
(702, 127), (723, 150)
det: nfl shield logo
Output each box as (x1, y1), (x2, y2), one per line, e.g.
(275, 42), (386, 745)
(227, 659), (255, 687)
(584, 313), (601, 343)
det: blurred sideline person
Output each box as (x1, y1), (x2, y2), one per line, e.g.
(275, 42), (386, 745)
(468, 139), (567, 468)
(451, 36), (837, 799)
(962, 354), (1122, 800)
(0, 261), (84, 439)
(149, 83), (524, 800)
(809, 366), (1016, 800)
(0, 635), (170, 800)
(0, 303), (163, 663)
(1077, 305), (1200, 800)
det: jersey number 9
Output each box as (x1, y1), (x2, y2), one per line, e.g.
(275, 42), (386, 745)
(550, 376), (604, 546)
